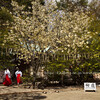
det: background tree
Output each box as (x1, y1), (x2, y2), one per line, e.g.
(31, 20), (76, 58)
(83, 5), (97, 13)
(56, 0), (88, 11)
(0, 1), (15, 69)
(89, 0), (100, 19)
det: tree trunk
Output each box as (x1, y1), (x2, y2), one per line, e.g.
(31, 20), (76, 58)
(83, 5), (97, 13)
(61, 74), (64, 86)
(31, 56), (40, 89)
(32, 72), (37, 89)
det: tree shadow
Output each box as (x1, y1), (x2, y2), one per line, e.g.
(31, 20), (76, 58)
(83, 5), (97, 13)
(34, 95), (47, 99)
(0, 92), (47, 100)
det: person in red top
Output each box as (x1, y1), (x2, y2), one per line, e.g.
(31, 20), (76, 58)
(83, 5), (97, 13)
(15, 67), (22, 85)
(3, 68), (12, 86)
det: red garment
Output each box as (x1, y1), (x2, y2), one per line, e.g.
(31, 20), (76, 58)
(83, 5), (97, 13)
(17, 74), (22, 84)
(3, 74), (12, 86)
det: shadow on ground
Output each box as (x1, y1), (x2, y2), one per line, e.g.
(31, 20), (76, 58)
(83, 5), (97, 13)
(0, 92), (47, 100)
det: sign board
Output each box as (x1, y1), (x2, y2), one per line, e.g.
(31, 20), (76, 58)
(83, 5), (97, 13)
(84, 82), (96, 92)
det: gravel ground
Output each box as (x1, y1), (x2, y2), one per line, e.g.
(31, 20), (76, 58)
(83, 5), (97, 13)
(0, 85), (100, 100)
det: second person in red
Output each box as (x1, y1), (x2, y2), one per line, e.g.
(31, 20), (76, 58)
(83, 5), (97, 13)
(15, 67), (22, 85)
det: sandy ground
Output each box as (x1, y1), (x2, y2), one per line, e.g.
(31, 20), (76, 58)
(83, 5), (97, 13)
(0, 85), (100, 100)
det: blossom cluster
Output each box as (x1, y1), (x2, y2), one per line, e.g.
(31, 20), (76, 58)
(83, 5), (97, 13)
(3, 0), (97, 64)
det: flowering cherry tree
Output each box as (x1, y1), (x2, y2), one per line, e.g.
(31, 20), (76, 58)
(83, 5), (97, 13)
(3, 0), (97, 87)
